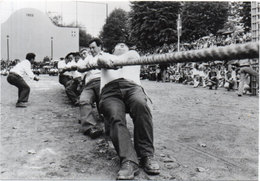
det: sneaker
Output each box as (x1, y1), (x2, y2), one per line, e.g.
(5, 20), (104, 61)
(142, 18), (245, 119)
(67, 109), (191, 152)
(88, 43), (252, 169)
(140, 156), (160, 175)
(16, 102), (27, 108)
(117, 161), (139, 180)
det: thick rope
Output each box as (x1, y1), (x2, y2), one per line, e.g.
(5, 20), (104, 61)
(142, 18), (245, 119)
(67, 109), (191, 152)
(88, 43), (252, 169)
(86, 42), (259, 69)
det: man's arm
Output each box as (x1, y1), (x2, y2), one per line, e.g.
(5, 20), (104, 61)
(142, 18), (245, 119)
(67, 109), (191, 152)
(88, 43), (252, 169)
(24, 61), (39, 81)
(97, 50), (140, 69)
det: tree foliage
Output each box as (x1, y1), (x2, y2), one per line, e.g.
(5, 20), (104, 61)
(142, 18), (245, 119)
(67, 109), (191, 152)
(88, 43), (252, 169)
(99, 8), (130, 53)
(181, 2), (229, 42)
(79, 28), (93, 48)
(48, 12), (63, 27)
(129, 1), (181, 51)
(239, 2), (251, 32)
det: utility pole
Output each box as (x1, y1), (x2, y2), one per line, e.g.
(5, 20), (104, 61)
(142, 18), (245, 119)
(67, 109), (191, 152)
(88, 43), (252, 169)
(61, 1), (63, 26)
(176, 14), (182, 72)
(6, 35), (9, 61)
(106, 3), (108, 18)
(51, 37), (53, 60)
(45, 0), (47, 14)
(177, 14), (181, 52)
(76, 0), (78, 27)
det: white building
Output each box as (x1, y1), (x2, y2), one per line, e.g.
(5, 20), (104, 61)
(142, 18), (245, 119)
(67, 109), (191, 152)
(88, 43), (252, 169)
(1, 8), (79, 61)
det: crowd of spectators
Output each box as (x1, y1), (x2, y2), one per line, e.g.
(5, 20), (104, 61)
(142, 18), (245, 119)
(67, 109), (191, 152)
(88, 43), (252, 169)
(139, 31), (255, 94)
(1, 59), (20, 75)
(141, 61), (254, 94)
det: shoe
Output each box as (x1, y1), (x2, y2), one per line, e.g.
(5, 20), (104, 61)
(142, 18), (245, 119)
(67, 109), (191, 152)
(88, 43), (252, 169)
(16, 102), (27, 108)
(89, 127), (103, 139)
(140, 156), (160, 175)
(84, 127), (103, 139)
(74, 100), (80, 106)
(117, 161), (139, 180)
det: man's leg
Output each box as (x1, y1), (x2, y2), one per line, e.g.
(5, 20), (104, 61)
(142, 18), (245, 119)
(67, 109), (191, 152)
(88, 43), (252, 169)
(65, 80), (79, 104)
(125, 86), (154, 158)
(59, 75), (72, 87)
(241, 67), (259, 84)
(79, 88), (98, 133)
(124, 84), (160, 175)
(100, 94), (138, 165)
(7, 74), (30, 103)
(238, 71), (246, 96)
(18, 80), (30, 103)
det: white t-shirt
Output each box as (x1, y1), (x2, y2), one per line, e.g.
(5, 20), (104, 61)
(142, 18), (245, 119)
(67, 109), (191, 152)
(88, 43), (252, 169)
(100, 50), (141, 91)
(58, 60), (72, 77)
(10, 59), (35, 79)
(68, 60), (82, 79)
(77, 54), (101, 85)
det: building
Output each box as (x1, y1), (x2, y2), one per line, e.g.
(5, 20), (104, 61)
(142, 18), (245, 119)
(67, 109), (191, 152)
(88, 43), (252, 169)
(1, 8), (79, 61)
(251, 1), (259, 95)
(251, 1), (260, 42)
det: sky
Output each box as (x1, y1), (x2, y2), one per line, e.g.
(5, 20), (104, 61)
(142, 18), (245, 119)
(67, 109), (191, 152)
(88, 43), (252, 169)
(0, 0), (131, 37)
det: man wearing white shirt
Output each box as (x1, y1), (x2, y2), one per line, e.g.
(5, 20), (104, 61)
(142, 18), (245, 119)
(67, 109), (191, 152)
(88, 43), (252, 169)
(7, 53), (39, 107)
(58, 56), (73, 87)
(77, 38), (105, 138)
(65, 52), (83, 105)
(97, 42), (160, 180)
(237, 59), (259, 96)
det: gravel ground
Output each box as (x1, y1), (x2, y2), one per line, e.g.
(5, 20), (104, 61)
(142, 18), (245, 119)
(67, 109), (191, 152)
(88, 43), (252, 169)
(0, 75), (258, 180)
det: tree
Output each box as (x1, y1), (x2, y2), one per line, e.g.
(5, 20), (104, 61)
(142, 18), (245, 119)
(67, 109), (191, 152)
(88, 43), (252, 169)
(79, 28), (93, 48)
(99, 8), (130, 53)
(48, 12), (63, 27)
(181, 2), (229, 41)
(129, 1), (181, 51)
(239, 2), (251, 33)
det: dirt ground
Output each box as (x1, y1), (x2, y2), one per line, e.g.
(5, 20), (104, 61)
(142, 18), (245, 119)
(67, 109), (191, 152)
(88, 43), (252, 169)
(0, 75), (258, 180)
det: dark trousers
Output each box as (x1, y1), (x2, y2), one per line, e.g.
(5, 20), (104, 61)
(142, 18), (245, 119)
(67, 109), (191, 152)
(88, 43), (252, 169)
(238, 66), (259, 95)
(65, 78), (82, 104)
(59, 74), (72, 87)
(79, 78), (102, 132)
(99, 78), (154, 164)
(7, 73), (30, 103)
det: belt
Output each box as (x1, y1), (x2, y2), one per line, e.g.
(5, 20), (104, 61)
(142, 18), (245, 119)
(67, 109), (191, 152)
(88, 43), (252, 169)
(60, 74), (72, 78)
(9, 72), (21, 77)
(239, 65), (250, 68)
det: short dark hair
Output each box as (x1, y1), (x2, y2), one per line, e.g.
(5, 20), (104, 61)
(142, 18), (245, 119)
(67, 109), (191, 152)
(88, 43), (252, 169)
(65, 52), (75, 59)
(89, 38), (103, 48)
(26, 53), (36, 60)
(73, 52), (81, 57)
(80, 48), (88, 53)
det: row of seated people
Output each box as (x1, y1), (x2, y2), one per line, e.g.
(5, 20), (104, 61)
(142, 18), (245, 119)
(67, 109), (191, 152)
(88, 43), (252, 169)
(141, 61), (258, 96)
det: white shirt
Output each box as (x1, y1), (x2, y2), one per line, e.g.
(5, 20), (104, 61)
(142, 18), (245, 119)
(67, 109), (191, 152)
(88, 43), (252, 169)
(10, 59), (35, 79)
(68, 60), (82, 79)
(57, 60), (67, 69)
(192, 68), (200, 78)
(231, 70), (237, 80)
(79, 54), (101, 85)
(239, 59), (250, 66)
(199, 70), (206, 77)
(100, 50), (141, 91)
(58, 60), (72, 77)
